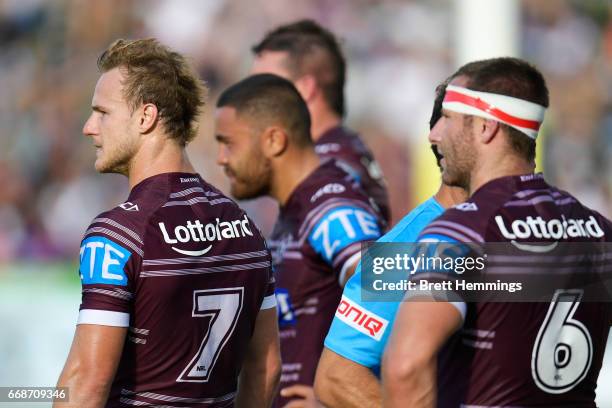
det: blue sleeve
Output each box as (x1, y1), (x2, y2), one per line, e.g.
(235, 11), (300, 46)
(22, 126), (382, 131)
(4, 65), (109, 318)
(79, 235), (131, 286)
(78, 234), (135, 327)
(414, 230), (468, 319)
(324, 262), (397, 375)
(308, 205), (381, 268)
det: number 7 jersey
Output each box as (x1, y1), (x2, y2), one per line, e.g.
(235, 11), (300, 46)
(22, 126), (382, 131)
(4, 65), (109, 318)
(417, 173), (612, 407)
(77, 173), (275, 407)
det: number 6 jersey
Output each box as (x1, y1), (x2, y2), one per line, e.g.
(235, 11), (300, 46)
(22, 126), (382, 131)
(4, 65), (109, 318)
(417, 173), (612, 407)
(77, 173), (275, 407)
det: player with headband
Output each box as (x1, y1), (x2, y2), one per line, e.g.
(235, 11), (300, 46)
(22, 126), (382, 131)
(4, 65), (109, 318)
(314, 81), (468, 408)
(383, 57), (612, 407)
(442, 84), (546, 140)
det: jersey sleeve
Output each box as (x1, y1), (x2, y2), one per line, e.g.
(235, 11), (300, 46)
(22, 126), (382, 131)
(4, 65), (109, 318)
(260, 273), (277, 310)
(307, 202), (382, 283)
(409, 215), (478, 321)
(77, 215), (143, 327)
(323, 262), (393, 374)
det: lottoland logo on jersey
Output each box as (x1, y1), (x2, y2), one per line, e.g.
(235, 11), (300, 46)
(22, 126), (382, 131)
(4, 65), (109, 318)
(495, 215), (604, 240)
(159, 214), (253, 256)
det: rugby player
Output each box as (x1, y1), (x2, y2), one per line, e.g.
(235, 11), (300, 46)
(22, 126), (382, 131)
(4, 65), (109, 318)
(55, 39), (280, 408)
(383, 57), (612, 407)
(314, 82), (468, 407)
(215, 74), (385, 407)
(251, 19), (391, 224)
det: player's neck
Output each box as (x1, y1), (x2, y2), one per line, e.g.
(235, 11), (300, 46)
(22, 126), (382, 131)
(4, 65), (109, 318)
(271, 148), (321, 206)
(469, 156), (534, 196)
(310, 102), (342, 141)
(127, 134), (195, 189)
(434, 184), (469, 209)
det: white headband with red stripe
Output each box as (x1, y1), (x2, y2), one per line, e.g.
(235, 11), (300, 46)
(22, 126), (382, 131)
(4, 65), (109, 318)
(442, 85), (546, 140)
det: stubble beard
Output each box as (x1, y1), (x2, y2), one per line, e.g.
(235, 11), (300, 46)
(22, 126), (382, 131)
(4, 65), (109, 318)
(442, 127), (475, 191)
(95, 135), (138, 176)
(228, 157), (272, 201)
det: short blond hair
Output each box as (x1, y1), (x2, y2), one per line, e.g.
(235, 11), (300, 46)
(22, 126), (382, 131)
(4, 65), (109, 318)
(98, 38), (207, 145)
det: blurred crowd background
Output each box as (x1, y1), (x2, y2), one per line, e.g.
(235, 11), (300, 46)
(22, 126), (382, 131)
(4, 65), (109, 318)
(1, 0), (611, 263)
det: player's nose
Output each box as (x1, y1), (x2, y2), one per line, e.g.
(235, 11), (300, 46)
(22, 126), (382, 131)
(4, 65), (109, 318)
(216, 145), (228, 166)
(83, 113), (98, 137)
(428, 119), (443, 144)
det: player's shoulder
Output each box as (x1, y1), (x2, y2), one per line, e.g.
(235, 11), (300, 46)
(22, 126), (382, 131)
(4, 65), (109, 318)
(82, 202), (150, 260)
(158, 174), (267, 245)
(300, 160), (371, 209)
(419, 179), (519, 243)
(315, 126), (372, 157)
(84, 175), (170, 241)
(553, 189), (612, 240)
(301, 162), (384, 236)
(82, 173), (251, 254)
(296, 161), (383, 251)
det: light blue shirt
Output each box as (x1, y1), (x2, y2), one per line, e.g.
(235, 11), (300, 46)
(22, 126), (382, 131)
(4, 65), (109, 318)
(323, 197), (444, 374)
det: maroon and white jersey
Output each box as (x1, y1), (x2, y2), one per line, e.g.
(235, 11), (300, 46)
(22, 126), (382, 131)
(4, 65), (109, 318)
(315, 126), (391, 223)
(268, 160), (384, 405)
(76, 173), (275, 407)
(418, 173), (612, 407)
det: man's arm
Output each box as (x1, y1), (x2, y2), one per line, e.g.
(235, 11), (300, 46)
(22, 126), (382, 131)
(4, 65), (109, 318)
(236, 307), (281, 408)
(54, 324), (127, 408)
(381, 301), (463, 408)
(314, 348), (381, 408)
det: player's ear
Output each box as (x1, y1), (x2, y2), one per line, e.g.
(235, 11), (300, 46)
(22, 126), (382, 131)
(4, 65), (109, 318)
(294, 74), (317, 103)
(261, 126), (288, 158)
(479, 118), (500, 144)
(139, 103), (159, 134)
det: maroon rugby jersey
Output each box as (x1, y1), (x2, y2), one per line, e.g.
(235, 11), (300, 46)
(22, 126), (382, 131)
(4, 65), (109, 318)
(418, 173), (612, 407)
(268, 160), (384, 405)
(315, 125), (391, 223)
(77, 173), (275, 408)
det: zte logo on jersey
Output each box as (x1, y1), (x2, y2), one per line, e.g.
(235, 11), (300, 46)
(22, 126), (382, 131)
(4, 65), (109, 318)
(79, 236), (130, 286)
(310, 206), (380, 262)
(159, 215), (253, 256)
(335, 296), (388, 341)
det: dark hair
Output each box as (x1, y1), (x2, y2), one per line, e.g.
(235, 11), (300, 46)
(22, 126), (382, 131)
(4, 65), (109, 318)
(452, 57), (549, 162)
(217, 73), (312, 147)
(252, 19), (346, 117)
(98, 38), (207, 146)
(430, 80), (449, 130)
(430, 81), (449, 168)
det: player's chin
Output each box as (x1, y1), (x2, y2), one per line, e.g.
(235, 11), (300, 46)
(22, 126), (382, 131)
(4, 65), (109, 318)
(94, 159), (109, 173)
(230, 183), (259, 201)
(95, 158), (121, 174)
